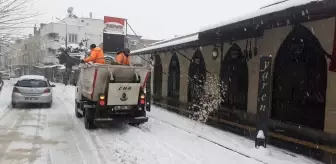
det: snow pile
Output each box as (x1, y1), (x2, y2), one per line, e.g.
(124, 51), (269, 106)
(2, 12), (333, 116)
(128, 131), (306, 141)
(18, 75), (46, 81)
(57, 44), (88, 55)
(257, 130), (266, 139)
(190, 74), (223, 122)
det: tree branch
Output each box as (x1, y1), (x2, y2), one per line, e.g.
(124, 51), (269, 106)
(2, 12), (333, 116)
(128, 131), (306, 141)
(0, 0), (39, 42)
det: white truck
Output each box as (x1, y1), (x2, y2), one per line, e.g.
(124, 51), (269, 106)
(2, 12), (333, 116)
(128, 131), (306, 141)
(75, 63), (151, 129)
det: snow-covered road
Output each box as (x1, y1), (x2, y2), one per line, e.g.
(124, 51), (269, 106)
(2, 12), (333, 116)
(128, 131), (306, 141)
(0, 79), (321, 164)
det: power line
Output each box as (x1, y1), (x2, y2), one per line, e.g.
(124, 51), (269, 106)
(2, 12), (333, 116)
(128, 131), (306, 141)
(126, 21), (152, 65)
(126, 21), (147, 48)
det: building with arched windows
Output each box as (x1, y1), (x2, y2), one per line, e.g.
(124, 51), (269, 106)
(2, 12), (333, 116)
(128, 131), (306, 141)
(131, 0), (336, 163)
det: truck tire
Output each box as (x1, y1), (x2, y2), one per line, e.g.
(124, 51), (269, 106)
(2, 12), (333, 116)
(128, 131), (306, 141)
(75, 101), (83, 118)
(129, 110), (146, 126)
(11, 102), (16, 108)
(84, 109), (96, 130)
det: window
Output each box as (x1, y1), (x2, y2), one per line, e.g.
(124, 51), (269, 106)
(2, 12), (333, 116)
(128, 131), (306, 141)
(16, 79), (48, 88)
(68, 34), (78, 43)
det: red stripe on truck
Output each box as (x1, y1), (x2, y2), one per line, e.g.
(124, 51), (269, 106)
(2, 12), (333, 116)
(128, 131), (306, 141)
(91, 68), (98, 99)
(141, 71), (150, 88)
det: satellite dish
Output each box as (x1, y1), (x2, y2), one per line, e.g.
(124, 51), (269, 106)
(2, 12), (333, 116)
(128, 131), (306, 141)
(67, 7), (74, 14)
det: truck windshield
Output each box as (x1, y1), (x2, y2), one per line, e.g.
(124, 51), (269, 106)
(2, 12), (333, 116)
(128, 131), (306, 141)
(16, 79), (48, 88)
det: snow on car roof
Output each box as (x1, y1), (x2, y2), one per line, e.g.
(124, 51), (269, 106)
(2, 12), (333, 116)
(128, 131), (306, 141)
(199, 0), (320, 33)
(130, 33), (199, 55)
(18, 75), (47, 81)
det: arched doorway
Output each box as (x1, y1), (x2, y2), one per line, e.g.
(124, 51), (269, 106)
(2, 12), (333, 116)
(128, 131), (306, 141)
(220, 43), (248, 111)
(153, 55), (163, 101)
(167, 53), (180, 105)
(272, 24), (327, 130)
(188, 49), (206, 105)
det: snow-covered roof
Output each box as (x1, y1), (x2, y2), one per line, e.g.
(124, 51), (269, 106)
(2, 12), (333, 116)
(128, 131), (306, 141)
(18, 75), (47, 81)
(149, 33), (198, 46)
(199, 0), (320, 33)
(59, 44), (86, 50)
(130, 33), (199, 55)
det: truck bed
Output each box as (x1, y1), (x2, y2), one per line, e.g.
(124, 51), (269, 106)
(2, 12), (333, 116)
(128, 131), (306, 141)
(77, 63), (151, 102)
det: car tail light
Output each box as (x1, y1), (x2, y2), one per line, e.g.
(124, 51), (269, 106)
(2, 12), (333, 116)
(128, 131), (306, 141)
(99, 94), (105, 106)
(13, 87), (20, 93)
(44, 88), (50, 93)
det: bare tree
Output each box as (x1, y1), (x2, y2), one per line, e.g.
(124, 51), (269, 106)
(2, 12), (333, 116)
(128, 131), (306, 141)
(0, 0), (39, 43)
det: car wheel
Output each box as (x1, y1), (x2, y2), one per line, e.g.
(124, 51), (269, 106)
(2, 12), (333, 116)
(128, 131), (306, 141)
(75, 101), (83, 118)
(46, 102), (52, 108)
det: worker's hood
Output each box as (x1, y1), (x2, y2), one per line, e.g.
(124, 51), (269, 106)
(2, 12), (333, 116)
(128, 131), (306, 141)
(91, 47), (103, 52)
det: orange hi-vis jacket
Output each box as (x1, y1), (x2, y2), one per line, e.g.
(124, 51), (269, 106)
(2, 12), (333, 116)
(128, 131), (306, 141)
(115, 52), (130, 65)
(84, 47), (105, 64)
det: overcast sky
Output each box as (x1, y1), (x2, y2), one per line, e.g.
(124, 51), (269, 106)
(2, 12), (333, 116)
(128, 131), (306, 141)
(32, 0), (277, 40)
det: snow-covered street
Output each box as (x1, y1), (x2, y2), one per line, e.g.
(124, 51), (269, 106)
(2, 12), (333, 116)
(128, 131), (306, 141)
(0, 79), (321, 164)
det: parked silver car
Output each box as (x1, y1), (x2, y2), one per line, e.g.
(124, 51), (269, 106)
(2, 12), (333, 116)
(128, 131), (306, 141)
(2, 73), (10, 80)
(11, 75), (55, 108)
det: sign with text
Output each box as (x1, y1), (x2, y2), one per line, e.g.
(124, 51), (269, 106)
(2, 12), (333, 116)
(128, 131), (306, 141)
(255, 55), (272, 148)
(103, 16), (126, 35)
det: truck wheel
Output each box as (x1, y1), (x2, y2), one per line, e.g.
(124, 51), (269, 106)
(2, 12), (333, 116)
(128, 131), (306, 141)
(75, 101), (83, 118)
(129, 110), (146, 126)
(84, 109), (96, 130)
(129, 123), (140, 127)
(11, 102), (16, 108)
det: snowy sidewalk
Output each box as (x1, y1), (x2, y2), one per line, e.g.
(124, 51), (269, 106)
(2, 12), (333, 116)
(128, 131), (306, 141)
(148, 105), (321, 164)
(0, 80), (14, 118)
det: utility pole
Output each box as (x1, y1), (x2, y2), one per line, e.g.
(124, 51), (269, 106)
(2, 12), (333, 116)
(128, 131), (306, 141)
(56, 17), (69, 85)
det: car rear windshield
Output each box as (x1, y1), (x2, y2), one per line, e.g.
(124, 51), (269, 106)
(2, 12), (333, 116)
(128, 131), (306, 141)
(16, 79), (48, 87)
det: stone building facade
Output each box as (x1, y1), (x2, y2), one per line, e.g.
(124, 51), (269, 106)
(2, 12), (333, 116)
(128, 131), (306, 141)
(131, 0), (336, 162)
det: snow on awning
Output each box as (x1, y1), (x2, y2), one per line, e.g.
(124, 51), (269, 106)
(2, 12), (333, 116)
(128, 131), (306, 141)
(199, 0), (320, 33)
(33, 64), (65, 69)
(130, 33), (199, 55)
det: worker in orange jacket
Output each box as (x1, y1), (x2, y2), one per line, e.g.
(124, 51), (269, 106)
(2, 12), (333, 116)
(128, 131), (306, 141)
(115, 48), (131, 65)
(83, 44), (105, 64)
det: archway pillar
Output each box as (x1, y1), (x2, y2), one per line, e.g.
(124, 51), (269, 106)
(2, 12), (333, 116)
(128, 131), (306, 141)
(257, 25), (292, 117)
(176, 49), (193, 103)
(160, 52), (170, 98)
(301, 18), (336, 134)
(202, 45), (222, 103)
